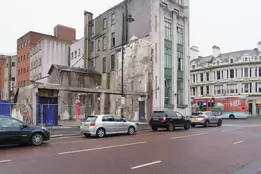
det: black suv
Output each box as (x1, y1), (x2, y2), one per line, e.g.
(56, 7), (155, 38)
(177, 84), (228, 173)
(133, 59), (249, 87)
(0, 116), (50, 146)
(149, 111), (190, 131)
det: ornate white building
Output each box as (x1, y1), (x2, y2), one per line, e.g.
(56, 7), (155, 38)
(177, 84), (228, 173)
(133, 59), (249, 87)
(190, 42), (261, 116)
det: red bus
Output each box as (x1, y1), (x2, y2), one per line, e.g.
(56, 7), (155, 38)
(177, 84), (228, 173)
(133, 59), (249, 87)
(192, 95), (249, 119)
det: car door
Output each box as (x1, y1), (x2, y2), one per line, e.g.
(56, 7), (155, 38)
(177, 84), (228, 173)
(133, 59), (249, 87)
(111, 116), (125, 133)
(210, 112), (218, 123)
(0, 117), (24, 145)
(175, 112), (186, 126)
(207, 112), (216, 123)
(101, 116), (114, 134)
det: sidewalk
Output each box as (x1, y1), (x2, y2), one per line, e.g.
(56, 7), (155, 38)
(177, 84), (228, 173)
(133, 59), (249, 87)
(49, 122), (151, 138)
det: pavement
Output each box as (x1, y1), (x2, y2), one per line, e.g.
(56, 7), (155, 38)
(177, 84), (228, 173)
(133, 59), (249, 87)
(1, 118), (261, 173)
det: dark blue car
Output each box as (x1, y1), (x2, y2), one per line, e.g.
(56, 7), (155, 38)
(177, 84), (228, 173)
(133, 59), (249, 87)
(0, 116), (50, 146)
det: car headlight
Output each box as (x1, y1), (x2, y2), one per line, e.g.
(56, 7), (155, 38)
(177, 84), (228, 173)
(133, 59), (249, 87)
(41, 127), (48, 131)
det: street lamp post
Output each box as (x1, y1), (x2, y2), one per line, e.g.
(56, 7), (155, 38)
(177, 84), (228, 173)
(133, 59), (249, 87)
(121, 10), (134, 118)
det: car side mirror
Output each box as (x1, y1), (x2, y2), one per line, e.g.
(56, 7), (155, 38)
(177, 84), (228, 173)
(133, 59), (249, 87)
(20, 124), (28, 129)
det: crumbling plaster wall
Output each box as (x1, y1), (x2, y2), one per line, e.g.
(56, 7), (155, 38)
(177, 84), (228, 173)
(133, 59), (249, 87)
(109, 36), (153, 121)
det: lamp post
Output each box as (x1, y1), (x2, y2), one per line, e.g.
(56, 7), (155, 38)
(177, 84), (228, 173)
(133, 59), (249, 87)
(121, 11), (134, 118)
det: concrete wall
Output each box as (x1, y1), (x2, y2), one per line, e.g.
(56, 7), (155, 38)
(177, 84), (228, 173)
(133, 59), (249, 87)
(106, 36), (153, 121)
(30, 39), (70, 81)
(4, 55), (17, 100)
(48, 68), (102, 120)
(70, 38), (84, 68)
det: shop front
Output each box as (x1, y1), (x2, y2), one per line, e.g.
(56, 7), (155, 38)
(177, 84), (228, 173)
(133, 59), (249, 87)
(248, 98), (261, 116)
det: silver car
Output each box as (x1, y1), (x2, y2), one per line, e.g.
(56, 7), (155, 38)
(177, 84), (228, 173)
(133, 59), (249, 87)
(80, 115), (138, 138)
(190, 111), (222, 127)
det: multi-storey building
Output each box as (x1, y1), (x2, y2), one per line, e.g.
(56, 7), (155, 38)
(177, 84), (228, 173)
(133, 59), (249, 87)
(83, 0), (191, 115)
(0, 55), (6, 99)
(17, 25), (75, 88)
(3, 55), (17, 100)
(30, 38), (70, 83)
(70, 37), (84, 68)
(190, 43), (261, 116)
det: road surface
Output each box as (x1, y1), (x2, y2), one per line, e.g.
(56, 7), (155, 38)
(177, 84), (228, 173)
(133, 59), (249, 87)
(1, 118), (261, 174)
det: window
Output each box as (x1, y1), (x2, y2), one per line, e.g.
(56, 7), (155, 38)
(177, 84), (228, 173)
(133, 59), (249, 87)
(12, 62), (15, 67)
(244, 83), (250, 93)
(255, 67), (258, 77)
(227, 70), (228, 79)
(230, 59), (233, 63)
(206, 86), (209, 95)
(192, 65), (195, 69)
(75, 51), (77, 58)
(227, 84), (236, 94)
(113, 116), (123, 122)
(27, 67), (30, 72)
(155, 16), (157, 32)
(103, 36), (107, 50)
(200, 73), (203, 82)
(192, 74), (195, 83)
(217, 71), (221, 80)
(111, 32), (115, 47)
(103, 57), (106, 73)
(111, 54), (115, 71)
(155, 43), (157, 62)
(206, 72), (209, 81)
(97, 40), (100, 51)
(78, 49), (81, 56)
(23, 80), (25, 86)
(177, 27), (184, 105)
(245, 57), (248, 62)
(192, 87), (196, 96)
(230, 69), (234, 79)
(24, 41), (26, 47)
(102, 116), (113, 122)
(250, 68), (252, 77)
(256, 82), (261, 93)
(175, 112), (183, 118)
(27, 40), (30, 45)
(24, 55), (26, 60)
(91, 41), (94, 51)
(244, 68), (248, 77)
(103, 18), (107, 29)
(200, 86), (204, 96)
(0, 117), (23, 128)
(18, 70), (20, 75)
(71, 52), (73, 59)
(111, 13), (115, 25)
(214, 85), (223, 95)
(259, 67), (261, 77)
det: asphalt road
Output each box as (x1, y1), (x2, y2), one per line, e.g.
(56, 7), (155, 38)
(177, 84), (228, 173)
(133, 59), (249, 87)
(1, 118), (261, 174)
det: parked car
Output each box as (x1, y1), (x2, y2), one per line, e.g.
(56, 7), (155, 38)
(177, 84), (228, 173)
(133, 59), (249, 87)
(0, 116), (50, 146)
(149, 111), (191, 131)
(190, 111), (222, 127)
(80, 115), (137, 138)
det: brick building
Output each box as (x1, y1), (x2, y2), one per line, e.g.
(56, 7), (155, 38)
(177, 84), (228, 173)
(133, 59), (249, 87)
(17, 25), (76, 87)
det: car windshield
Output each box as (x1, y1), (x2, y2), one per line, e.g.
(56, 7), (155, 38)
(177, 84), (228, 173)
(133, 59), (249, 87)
(152, 111), (165, 117)
(85, 116), (97, 122)
(192, 112), (204, 116)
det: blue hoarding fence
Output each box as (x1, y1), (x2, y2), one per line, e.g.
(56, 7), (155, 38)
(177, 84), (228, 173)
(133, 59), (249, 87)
(0, 100), (11, 116)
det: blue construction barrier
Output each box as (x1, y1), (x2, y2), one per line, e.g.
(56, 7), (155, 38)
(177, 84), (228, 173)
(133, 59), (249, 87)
(0, 100), (11, 116)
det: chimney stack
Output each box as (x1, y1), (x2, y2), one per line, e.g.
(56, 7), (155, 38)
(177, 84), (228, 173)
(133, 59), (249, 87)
(258, 41), (261, 52)
(212, 45), (221, 58)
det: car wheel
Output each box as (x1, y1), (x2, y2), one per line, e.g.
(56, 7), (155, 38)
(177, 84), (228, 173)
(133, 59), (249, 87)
(217, 119), (222, 127)
(184, 121), (190, 130)
(167, 122), (174, 131)
(128, 126), (135, 135)
(229, 115), (235, 119)
(31, 133), (44, 146)
(96, 128), (106, 138)
(191, 124), (196, 128)
(151, 127), (158, 131)
(204, 120), (210, 128)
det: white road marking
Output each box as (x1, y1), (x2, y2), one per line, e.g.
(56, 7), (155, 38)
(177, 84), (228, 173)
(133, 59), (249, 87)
(0, 160), (12, 163)
(233, 141), (243, 145)
(222, 128), (241, 132)
(51, 137), (69, 139)
(58, 141), (147, 155)
(131, 161), (162, 170)
(170, 133), (207, 140)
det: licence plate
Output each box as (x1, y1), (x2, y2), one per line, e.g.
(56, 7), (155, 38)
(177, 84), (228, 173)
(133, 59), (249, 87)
(193, 120), (199, 122)
(153, 118), (159, 120)
(84, 125), (88, 128)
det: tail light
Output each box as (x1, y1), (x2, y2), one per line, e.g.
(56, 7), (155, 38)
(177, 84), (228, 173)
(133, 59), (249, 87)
(199, 116), (205, 118)
(162, 117), (167, 123)
(90, 122), (96, 126)
(190, 116), (193, 118)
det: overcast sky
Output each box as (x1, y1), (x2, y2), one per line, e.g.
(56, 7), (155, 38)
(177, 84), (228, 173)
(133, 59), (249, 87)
(0, 0), (261, 56)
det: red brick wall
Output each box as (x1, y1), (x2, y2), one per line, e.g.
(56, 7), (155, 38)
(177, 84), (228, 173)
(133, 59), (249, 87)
(54, 25), (76, 42)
